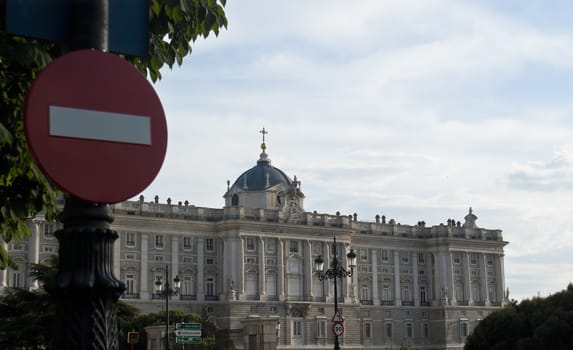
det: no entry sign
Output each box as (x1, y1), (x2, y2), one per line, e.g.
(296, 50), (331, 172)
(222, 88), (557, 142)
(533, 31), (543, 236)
(24, 50), (167, 203)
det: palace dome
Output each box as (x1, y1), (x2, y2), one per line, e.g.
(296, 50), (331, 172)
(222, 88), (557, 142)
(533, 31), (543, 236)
(231, 149), (292, 191)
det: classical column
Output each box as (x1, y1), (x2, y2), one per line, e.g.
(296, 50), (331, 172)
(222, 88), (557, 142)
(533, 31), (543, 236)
(140, 234), (149, 299)
(393, 251), (401, 305)
(449, 252), (457, 305)
(371, 250), (379, 305)
(28, 220), (41, 289)
(304, 240), (312, 301)
(197, 238), (204, 301)
(464, 252), (473, 305)
(171, 236), (179, 300)
(238, 237), (245, 299)
(324, 241), (332, 301)
(277, 239), (285, 300)
(434, 249), (451, 305)
(413, 252), (419, 307)
(482, 254), (490, 306)
(342, 242), (355, 303)
(498, 254), (506, 305)
(259, 237), (266, 298)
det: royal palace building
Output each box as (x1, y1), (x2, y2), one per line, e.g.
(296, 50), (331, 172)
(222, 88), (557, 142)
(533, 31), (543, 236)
(1, 137), (508, 349)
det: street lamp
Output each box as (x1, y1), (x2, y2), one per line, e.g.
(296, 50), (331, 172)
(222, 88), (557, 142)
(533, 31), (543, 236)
(154, 265), (181, 350)
(314, 237), (357, 350)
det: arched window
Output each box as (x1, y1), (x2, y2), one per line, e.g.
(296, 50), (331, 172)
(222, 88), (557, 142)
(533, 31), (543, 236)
(231, 194), (239, 206)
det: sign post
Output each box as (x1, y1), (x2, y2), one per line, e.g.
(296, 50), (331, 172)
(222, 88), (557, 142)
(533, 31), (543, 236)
(175, 323), (203, 344)
(15, 1), (165, 349)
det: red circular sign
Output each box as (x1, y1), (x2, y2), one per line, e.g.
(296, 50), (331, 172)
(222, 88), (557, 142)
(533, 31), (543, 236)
(24, 50), (167, 203)
(332, 323), (344, 336)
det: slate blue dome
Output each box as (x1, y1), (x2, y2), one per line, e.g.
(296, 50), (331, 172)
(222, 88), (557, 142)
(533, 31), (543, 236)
(231, 151), (292, 191)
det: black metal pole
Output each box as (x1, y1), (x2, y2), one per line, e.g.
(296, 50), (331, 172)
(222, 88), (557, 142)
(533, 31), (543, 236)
(165, 264), (170, 350)
(53, 198), (125, 349)
(333, 239), (340, 350)
(50, 2), (125, 349)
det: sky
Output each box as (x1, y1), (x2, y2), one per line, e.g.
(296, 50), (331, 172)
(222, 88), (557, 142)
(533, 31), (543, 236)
(142, 0), (573, 301)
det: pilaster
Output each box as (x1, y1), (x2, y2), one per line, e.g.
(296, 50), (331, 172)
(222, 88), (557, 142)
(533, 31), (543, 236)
(394, 251), (401, 305)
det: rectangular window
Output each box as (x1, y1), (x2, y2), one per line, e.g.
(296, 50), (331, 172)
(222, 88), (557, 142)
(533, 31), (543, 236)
(418, 252), (425, 264)
(246, 238), (255, 251)
(155, 235), (164, 249)
(487, 255), (494, 266)
(126, 233), (136, 247)
(364, 323), (372, 338)
(461, 323), (469, 337)
(470, 253), (478, 265)
(206, 278), (214, 296)
(360, 249), (368, 261)
(206, 258), (214, 265)
(266, 240), (275, 253)
(125, 273), (136, 294)
(385, 323), (392, 339)
(43, 246), (55, 253)
(381, 250), (389, 262)
(154, 255), (164, 262)
(402, 285), (410, 301)
(423, 323), (429, 338)
(401, 251), (409, 263)
(293, 320), (302, 336)
(182, 277), (193, 296)
(11, 271), (21, 288)
(406, 323), (413, 338)
(317, 320), (326, 338)
(125, 254), (136, 260)
(361, 287), (370, 301)
(453, 252), (461, 264)
(289, 241), (298, 253)
(43, 223), (56, 239)
(245, 257), (256, 264)
(382, 285), (391, 301)
(205, 238), (214, 252)
(183, 237), (192, 250)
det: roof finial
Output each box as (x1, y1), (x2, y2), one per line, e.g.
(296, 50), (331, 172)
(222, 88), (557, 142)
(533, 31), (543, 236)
(260, 127), (268, 152)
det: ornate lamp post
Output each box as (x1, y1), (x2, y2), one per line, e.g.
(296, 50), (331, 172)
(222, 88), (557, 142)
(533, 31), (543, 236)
(314, 237), (357, 350)
(154, 265), (181, 350)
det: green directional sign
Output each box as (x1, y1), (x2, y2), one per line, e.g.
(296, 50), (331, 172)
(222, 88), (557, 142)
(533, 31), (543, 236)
(176, 336), (202, 344)
(176, 322), (201, 330)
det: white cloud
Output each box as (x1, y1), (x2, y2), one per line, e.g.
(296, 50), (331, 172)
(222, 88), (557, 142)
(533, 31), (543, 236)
(508, 144), (573, 191)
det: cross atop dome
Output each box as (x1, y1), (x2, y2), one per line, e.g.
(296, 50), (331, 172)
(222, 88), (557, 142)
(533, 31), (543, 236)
(258, 127), (270, 163)
(260, 127), (268, 152)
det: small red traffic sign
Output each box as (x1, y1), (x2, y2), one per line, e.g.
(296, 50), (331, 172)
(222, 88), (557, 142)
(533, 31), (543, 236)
(332, 309), (344, 323)
(24, 50), (167, 203)
(127, 332), (139, 344)
(332, 323), (344, 336)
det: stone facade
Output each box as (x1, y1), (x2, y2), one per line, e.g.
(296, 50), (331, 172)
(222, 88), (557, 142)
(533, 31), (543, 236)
(1, 144), (507, 350)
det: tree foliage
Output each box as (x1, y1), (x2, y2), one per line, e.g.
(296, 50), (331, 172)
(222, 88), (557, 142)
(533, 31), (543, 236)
(465, 284), (573, 350)
(1, 257), (235, 350)
(0, 0), (227, 269)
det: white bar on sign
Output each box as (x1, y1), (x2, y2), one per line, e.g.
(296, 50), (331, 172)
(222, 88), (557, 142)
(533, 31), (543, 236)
(175, 330), (202, 337)
(49, 105), (151, 145)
